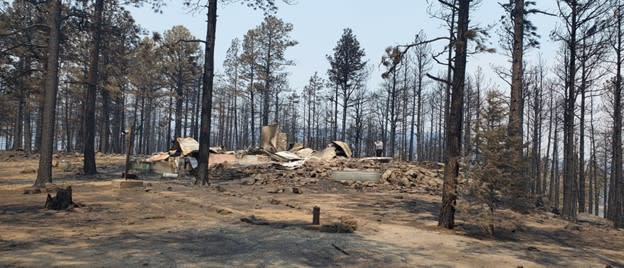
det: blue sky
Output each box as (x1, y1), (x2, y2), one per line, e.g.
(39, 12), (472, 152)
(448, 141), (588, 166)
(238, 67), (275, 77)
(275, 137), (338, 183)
(127, 0), (560, 93)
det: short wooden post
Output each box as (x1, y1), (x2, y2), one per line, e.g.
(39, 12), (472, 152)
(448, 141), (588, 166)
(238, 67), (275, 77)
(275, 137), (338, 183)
(312, 206), (320, 225)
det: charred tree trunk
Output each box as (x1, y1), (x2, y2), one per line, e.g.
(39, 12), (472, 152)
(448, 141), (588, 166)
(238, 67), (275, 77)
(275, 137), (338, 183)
(250, 90), (256, 147)
(589, 103), (596, 214)
(111, 86), (123, 153)
(174, 70), (184, 139)
(389, 71), (398, 158)
(508, 0), (526, 190)
(13, 88), (24, 150)
(63, 85), (72, 152)
(45, 186), (74, 210)
(83, 0), (105, 175)
(611, 39), (624, 226)
(553, 117), (560, 210)
(439, 0), (469, 229)
(35, 0), (62, 187)
(562, 3), (578, 221)
(410, 78), (417, 161)
(531, 82), (542, 197)
(443, 0), (457, 161)
(262, 31), (272, 127)
(579, 41), (588, 213)
(101, 84), (111, 154)
(196, 0), (217, 185)
(24, 94), (32, 153)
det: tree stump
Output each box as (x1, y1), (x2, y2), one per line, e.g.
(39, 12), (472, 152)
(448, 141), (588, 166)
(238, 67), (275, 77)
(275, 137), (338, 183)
(44, 186), (74, 210)
(312, 206), (320, 225)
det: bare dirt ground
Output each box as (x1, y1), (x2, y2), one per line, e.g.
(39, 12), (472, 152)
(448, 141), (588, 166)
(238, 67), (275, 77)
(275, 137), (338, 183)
(0, 151), (623, 267)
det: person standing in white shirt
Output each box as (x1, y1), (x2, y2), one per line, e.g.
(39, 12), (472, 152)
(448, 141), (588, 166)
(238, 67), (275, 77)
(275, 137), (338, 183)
(374, 140), (383, 157)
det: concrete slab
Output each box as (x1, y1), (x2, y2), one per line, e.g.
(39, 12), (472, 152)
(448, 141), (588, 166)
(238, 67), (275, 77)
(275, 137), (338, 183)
(209, 153), (237, 166)
(112, 179), (143, 189)
(239, 155), (270, 166)
(330, 171), (381, 182)
(360, 157), (393, 163)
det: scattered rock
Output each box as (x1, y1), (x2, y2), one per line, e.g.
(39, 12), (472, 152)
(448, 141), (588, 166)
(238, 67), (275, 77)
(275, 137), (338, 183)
(527, 246), (540, 252)
(270, 199), (281, 205)
(166, 186), (173, 191)
(292, 187), (302, 194)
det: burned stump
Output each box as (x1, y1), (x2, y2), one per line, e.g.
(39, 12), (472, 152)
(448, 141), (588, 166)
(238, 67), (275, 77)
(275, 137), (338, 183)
(312, 206), (320, 225)
(44, 186), (74, 210)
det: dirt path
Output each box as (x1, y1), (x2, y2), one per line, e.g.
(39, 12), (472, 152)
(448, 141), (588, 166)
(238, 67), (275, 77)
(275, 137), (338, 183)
(0, 154), (623, 267)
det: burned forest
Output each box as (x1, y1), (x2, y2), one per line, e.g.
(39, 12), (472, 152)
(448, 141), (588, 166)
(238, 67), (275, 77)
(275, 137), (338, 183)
(0, 0), (624, 267)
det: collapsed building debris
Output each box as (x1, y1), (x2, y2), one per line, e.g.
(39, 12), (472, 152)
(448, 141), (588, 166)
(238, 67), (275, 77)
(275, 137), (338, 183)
(261, 124), (288, 152)
(137, 123), (441, 193)
(330, 141), (352, 158)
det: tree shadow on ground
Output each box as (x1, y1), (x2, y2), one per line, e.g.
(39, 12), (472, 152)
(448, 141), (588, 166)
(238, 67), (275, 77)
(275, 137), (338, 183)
(0, 222), (437, 267)
(458, 215), (624, 267)
(396, 198), (441, 221)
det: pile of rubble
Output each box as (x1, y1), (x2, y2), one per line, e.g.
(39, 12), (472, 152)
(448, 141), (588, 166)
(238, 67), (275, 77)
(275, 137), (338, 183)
(379, 163), (443, 193)
(139, 124), (443, 193)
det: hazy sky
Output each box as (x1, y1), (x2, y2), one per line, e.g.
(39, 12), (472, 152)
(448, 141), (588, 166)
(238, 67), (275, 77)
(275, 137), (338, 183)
(128, 1), (561, 93)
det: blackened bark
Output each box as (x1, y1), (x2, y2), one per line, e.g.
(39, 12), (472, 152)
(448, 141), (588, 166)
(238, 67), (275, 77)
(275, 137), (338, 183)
(174, 70), (184, 138)
(333, 84), (338, 141)
(508, 0), (525, 169)
(531, 81), (542, 196)
(24, 93), (31, 153)
(197, 0), (217, 185)
(35, 0), (62, 187)
(13, 87), (24, 150)
(83, 0), (105, 175)
(611, 4), (624, 226)
(443, 0), (457, 161)
(579, 40), (588, 213)
(389, 71), (397, 157)
(562, 3), (578, 221)
(111, 88), (123, 153)
(262, 31), (272, 126)
(45, 186), (74, 210)
(101, 82), (111, 154)
(409, 78), (417, 161)
(439, 0), (469, 229)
